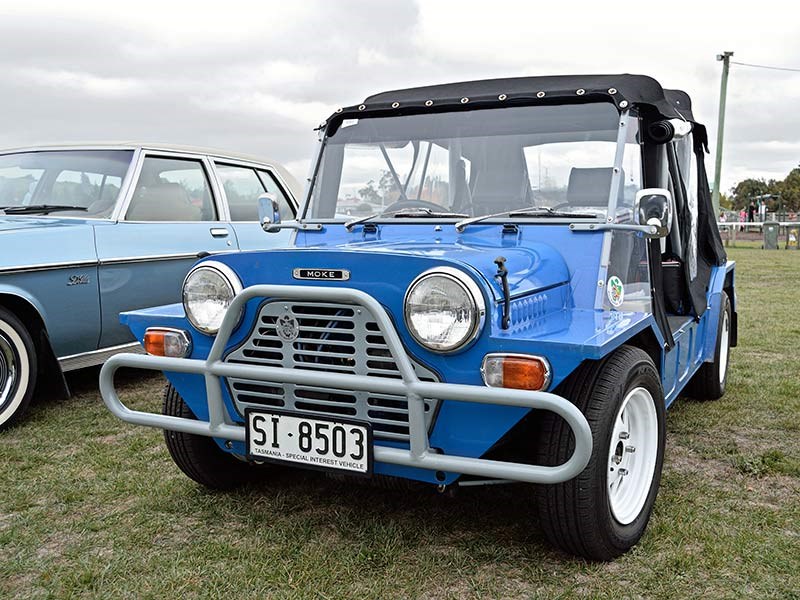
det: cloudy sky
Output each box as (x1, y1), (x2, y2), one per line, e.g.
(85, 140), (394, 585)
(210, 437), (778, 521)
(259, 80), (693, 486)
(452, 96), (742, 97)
(1, 0), (798, 193)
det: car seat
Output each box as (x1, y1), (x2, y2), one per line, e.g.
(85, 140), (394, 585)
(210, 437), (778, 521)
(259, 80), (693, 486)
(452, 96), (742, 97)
(126, 183), (202, 221)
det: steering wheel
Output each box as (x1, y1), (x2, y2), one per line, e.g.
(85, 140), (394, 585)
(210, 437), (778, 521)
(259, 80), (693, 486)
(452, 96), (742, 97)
(383, 199), (454, 213)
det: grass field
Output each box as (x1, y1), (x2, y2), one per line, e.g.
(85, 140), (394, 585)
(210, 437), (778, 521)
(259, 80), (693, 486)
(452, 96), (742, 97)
(1, 247), (799, 599)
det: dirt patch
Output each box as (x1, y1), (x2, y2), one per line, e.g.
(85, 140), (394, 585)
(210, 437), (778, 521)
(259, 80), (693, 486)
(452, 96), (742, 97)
(96, 429), (140, 445)
(0, 511), (15, 532)
(729, 427), (800, 456)
(35, 531), (79, 560)
(666, 441), (738, 485)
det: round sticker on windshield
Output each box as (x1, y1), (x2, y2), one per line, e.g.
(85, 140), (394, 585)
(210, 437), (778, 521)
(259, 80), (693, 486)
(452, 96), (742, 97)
(607, 276), (624, 308)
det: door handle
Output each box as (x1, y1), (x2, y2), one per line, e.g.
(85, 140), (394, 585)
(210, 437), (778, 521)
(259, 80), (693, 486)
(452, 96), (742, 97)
(210, 228), (229, 238)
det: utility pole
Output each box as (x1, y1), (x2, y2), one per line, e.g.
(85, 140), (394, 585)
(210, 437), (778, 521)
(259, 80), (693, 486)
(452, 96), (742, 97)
(712, 51), (734, 216)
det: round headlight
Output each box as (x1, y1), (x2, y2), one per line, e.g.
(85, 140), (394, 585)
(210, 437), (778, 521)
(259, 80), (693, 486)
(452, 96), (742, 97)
(182, 262), (242, 334)
(404, 268), (485, 353)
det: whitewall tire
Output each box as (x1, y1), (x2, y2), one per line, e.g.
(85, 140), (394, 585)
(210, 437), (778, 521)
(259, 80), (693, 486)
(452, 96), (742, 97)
(0, 307), (37, 429)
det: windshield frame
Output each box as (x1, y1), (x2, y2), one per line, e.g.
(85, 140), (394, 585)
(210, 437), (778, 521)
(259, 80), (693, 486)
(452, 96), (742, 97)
(301, 103), (639, 226)
(0, 147), (138, 221)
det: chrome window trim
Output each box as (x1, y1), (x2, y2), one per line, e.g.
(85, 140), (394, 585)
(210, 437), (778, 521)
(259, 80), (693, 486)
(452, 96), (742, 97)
(403, 266), (486, 354)
(0, 145), (139, 156)
(207, 158), (232, 222)
(112, 147), (146, 221)
(59, 341), (144, 372)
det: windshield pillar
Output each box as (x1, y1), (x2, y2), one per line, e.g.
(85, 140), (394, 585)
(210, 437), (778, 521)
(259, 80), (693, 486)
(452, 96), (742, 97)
(593, 111), (643, 310)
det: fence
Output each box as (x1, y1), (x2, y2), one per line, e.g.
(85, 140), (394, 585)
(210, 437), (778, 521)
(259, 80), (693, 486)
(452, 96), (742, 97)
(717, 221), (800, 249)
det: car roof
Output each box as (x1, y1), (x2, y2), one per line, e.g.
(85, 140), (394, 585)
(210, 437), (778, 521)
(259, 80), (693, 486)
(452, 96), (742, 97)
(326, 73), (707, 151)
(0, 142), (302, 199)
(360, 74), (696, 120)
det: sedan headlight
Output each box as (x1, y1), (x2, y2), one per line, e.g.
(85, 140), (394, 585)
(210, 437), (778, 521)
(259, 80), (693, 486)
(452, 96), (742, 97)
(404, 267), (485, 353)
(182, 261), (242, 334)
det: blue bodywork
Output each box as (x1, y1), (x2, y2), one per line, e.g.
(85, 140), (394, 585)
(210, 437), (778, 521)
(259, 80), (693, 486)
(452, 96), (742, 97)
(121, 222), (736, 485)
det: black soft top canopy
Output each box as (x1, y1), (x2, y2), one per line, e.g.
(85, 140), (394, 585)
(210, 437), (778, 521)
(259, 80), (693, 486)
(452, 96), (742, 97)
(329, 74), (705, 143)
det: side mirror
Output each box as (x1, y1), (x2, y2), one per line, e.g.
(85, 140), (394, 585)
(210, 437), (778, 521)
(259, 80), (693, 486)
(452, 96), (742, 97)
(635, 188), (672, 239)
(258, 193), (281, 233)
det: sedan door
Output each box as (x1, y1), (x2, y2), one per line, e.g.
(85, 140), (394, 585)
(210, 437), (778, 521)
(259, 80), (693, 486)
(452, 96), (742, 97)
(213, 162), (296, 251)
(94, 153), (234, 348)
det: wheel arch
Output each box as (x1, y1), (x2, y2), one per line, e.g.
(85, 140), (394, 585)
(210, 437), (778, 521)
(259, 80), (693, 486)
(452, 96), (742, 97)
(0, 291), (70, 398)
(723, 266), (738, 347)
(621, 326), (664, 376)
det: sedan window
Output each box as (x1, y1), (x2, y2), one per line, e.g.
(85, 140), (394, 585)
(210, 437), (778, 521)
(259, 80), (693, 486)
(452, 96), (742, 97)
(216, 163), (294, 221)
(52, 171), (123, 214)
(0, 150), (132, 218)
(126, 157), (217, 222)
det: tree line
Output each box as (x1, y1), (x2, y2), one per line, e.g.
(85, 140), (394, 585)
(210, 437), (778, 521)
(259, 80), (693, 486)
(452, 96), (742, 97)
(724, 165), (800, 212)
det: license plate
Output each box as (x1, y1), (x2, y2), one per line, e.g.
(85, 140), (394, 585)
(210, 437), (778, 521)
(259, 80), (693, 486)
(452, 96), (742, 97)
(245, 409), (372, 475)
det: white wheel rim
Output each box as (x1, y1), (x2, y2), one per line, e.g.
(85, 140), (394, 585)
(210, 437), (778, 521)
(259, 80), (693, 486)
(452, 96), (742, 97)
(607, 386), (658, 525)
(0, 320), (28, 427)
(0, 330), (19, 408)
(719, 309), (730, 385)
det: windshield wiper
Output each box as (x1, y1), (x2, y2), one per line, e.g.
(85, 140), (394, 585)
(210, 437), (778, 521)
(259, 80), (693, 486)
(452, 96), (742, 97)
(455, 206), (596, 232)
(345, 207), (468, 231)
(1, 204), (88, 215)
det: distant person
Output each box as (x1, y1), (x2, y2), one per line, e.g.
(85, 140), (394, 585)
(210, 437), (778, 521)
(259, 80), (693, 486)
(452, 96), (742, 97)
(747, 202), (756, 222)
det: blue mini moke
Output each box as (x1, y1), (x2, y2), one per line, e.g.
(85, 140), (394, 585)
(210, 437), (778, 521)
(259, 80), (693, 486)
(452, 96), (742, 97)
(100, 74), (736, 560)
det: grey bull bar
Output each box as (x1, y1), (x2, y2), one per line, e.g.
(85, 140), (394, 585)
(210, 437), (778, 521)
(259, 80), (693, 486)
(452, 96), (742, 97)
(99, 285), (593, 484)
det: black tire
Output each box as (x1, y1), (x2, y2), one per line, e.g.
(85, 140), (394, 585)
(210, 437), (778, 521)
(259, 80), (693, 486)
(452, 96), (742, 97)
(685, 292), (731, 400)
(162, 383), (264, 490)
(535, 346), (666, 561)
(0, 306), (37, 430)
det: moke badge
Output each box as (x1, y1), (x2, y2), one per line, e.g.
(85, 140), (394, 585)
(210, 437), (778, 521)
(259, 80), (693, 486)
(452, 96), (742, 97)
(292, 268), (350, 281)
(276, 314), (300, 342)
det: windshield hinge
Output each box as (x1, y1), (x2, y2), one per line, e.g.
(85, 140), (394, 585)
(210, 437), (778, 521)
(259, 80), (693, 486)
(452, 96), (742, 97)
(494, 256), (511, 330)
(502, 223), (519, 235)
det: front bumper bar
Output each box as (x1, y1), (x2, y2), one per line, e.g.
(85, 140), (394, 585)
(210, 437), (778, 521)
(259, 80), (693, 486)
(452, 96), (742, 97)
(99, 285), (593, 485)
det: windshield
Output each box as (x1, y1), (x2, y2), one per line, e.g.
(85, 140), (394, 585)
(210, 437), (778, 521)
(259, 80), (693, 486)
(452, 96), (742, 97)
(0, 150), (133, 218)
(307, 103), (641, 221)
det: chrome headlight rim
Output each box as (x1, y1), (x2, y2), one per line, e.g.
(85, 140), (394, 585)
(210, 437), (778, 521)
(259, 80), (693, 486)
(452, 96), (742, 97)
(182, 261), (243, 335)
(403, 266), (486, 354)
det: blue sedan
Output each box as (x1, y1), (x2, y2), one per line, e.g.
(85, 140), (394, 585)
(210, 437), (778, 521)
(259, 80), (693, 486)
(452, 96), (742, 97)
(0, 143), (299, 428)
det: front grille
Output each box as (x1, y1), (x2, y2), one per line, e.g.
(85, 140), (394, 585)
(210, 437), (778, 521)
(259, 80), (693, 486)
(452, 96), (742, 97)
(225, 301), (439, 441)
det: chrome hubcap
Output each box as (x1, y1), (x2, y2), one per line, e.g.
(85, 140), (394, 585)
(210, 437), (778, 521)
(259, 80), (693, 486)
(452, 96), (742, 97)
(0, 330), (19, 411)
(607, 386), (658, 525)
